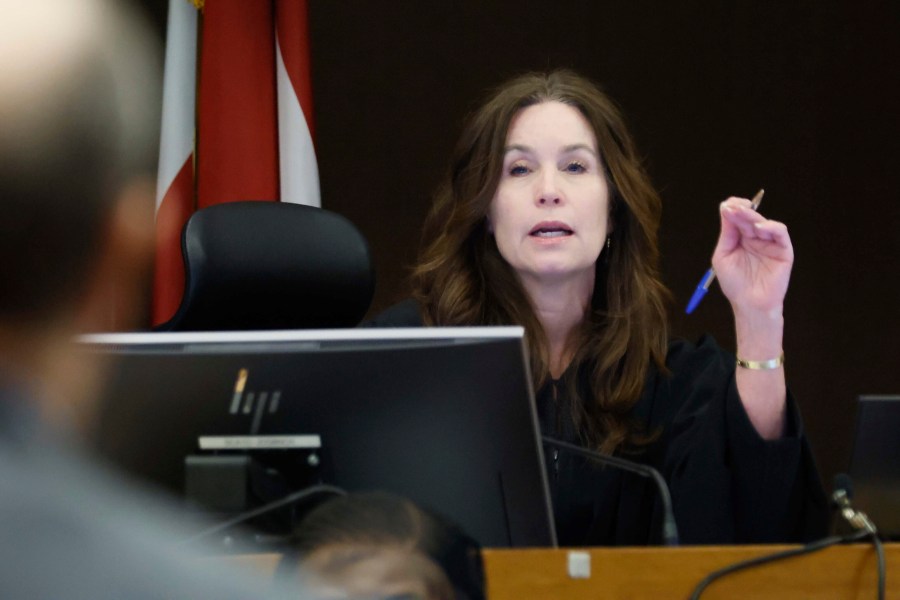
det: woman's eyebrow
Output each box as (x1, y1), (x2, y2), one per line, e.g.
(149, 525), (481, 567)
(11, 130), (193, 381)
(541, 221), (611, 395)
(503, 143), (598, 156)
(562, 143), (598, 156)
(503, 144), (533, 154)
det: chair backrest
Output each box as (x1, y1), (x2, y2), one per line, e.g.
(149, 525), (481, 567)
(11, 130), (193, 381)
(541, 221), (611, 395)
(156, 201), (374, 331)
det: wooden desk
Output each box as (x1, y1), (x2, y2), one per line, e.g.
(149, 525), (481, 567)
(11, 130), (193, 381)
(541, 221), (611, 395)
(482, 543), (898, 599)
(223, 543), (897, 598)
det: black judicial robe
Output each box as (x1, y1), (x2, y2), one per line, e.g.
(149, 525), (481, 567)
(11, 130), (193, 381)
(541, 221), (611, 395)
(368, 300), (829, 546)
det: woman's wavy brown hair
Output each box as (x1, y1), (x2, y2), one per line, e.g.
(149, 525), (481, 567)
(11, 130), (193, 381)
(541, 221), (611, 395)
(411, 70), (669, 454)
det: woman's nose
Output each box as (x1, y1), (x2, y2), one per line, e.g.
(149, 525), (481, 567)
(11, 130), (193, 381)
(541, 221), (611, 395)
(536, 171), (563, 206)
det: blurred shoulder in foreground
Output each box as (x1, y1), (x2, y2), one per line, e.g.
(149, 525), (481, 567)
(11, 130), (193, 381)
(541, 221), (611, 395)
(0, 0), (311, 597)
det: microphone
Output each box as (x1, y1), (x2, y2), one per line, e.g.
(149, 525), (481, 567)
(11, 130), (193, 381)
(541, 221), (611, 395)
(831, 474), (885, 600)
(180, 483), (346, 548)
(541, 436), (679, 546)
(832, 473), (878, 535)
(688, 473), (886, 600)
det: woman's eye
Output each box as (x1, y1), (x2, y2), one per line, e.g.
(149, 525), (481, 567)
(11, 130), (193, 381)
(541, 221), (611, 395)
(564, 161), (587, 173)
(509, 164), (529, 176)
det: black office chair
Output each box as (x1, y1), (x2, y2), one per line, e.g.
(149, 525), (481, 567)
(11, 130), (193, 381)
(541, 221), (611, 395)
(156, 201), (374, 331)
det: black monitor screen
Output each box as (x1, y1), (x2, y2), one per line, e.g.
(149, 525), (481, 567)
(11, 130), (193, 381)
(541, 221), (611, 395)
(81, 328), (557, 548)
(848, 395), (900, 539)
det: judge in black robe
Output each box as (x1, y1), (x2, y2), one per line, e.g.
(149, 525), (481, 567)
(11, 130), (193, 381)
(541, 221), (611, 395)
(367, 70), (829, 547)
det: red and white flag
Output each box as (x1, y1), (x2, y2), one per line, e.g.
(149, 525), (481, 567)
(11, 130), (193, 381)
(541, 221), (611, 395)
(152, 0), (319, 326)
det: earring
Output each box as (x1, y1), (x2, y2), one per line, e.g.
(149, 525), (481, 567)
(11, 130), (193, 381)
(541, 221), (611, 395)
(606, 236), (611, 252)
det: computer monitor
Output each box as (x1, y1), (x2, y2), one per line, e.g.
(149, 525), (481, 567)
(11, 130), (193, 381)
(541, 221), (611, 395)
(80, 328), (557, 548)
(848, 395), (900, 540)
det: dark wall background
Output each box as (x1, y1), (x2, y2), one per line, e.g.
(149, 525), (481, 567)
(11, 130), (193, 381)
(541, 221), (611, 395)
(141, 1), (899, 494)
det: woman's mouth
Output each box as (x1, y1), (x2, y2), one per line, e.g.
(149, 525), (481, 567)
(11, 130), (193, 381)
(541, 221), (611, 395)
(529, 221), (574, 238)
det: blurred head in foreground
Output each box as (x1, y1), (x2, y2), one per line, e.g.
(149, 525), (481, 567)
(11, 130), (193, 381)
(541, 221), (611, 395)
(292, 492), (485, 600)
(0, 0), (160, 422)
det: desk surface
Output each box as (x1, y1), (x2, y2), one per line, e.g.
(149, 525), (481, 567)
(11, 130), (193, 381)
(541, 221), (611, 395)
(483, 543), (898, 599)
(223, 543), (898, 599)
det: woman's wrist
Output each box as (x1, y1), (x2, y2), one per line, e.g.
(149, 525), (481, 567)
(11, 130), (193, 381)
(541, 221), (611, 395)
(732, 305), (784, 362)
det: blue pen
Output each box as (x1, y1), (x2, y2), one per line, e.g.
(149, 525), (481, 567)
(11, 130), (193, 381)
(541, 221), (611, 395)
(685, 189), (765, 314)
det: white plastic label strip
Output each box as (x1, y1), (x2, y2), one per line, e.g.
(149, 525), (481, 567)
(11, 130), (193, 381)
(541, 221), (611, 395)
(198, 434), (322, 450)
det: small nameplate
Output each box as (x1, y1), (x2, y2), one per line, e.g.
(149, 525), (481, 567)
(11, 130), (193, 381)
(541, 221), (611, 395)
(198, 435), (322, 450)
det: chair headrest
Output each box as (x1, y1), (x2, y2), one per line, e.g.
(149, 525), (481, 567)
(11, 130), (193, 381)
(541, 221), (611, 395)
(157, 201), (374, 331)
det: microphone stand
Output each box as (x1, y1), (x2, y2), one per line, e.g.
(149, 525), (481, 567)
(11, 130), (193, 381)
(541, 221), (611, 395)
(541, 436), (680, 546)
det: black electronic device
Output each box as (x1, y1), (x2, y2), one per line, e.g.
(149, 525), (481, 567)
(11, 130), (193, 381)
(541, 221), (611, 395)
(847, 395), (900, 540)
(81, 328), (557, 548)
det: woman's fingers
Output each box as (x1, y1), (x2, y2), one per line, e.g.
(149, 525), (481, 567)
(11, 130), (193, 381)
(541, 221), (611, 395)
(720, 202), (790, 249)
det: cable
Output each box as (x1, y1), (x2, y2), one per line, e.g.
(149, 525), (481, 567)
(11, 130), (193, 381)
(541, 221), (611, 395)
(179, 483), (346, 547)
(873, 534), (886, 600)
(688, 529), (883, 600)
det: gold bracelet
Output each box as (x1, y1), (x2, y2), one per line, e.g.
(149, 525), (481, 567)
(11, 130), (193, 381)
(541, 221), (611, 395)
(736, 353), (784, 370)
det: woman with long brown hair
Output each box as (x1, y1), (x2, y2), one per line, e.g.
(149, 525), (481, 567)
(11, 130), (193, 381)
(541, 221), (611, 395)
(372, 70), (827, 546)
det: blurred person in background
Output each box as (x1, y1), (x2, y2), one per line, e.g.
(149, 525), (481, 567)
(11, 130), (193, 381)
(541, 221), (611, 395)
(290, 492), (485, 600)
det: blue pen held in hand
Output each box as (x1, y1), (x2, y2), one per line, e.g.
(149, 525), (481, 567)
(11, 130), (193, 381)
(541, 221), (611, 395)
(685, 189), (765, 314)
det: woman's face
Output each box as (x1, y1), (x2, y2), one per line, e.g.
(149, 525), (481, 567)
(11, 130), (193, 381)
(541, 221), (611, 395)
(488, 101), (610, 289)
